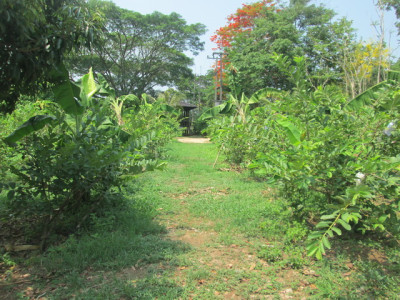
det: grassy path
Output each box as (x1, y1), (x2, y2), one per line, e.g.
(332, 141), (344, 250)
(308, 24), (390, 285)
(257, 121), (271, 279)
(123, 141), (316, 299)
(3, 140), (399, 299)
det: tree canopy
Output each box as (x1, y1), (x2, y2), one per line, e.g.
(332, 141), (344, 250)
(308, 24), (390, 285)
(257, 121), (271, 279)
(68, 0), (206, 97)
(0, 0), (100, 113)
(212, 0), (357, 95)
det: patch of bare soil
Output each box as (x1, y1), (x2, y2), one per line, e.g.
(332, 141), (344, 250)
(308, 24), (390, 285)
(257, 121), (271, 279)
(157, 209), (311, 299)
(0, 264), (42, 300)
(166, 187), (230, 201)
(176, 137), (211, 144)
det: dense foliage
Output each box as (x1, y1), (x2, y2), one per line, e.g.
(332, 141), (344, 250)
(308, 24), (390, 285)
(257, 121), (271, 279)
(210, 0), (390, 97)
(67, 0), (206, 96)
(202, 0), (400, 259)
(0, 0), (101, 113)
(118, 93), (181, 159)
(1, 0), (399, 271)
(0, 66), (180, 249)
(204, 55), (400, 258)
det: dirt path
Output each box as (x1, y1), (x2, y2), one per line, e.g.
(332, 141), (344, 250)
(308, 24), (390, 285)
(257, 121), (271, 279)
(154, 193), (313, 300)
(158, 210), (298, 299)
(175, 136), (211, 144)
(136, 141), (312, 299)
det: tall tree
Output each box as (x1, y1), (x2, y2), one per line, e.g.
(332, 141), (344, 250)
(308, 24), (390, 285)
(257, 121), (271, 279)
(212, 0), (355, 95)
(209, 0), (277, 96)
(211, 0), (277, 50)
(0, 0), (100, 113)
(68, 1), (206, 97)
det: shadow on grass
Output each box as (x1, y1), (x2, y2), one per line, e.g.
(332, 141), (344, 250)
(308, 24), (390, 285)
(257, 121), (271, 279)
(1, 197), (191, 299)
(313, 236), (400, 299)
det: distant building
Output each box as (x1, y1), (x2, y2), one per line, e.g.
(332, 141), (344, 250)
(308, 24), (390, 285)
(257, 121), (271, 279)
(178, 102), (197, 136)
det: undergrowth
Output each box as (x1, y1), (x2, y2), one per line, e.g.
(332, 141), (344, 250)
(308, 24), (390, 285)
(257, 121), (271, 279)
(1, 141), (399, 299)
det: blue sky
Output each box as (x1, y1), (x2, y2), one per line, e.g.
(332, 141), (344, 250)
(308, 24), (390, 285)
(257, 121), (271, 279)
(112, 0), (399, 74)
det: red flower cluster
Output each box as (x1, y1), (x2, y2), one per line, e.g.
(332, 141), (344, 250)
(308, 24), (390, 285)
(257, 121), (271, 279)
(211, 0), (276, 49)
(210, 0), (278, 94)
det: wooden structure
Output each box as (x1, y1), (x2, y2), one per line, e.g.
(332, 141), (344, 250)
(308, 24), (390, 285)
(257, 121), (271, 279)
(179, 102), (197, 136)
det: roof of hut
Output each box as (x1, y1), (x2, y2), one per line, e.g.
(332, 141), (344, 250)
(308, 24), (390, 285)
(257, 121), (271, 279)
(178, 101), (197, 110)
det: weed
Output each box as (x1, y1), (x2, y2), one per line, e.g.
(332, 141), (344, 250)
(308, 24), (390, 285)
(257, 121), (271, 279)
(257, 244), (283, 263)
(187, 267), (211, 281)
(285, 221), (309, 244)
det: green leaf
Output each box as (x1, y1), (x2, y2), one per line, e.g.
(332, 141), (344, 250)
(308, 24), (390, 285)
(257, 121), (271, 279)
(307, 231), (324, 240)
(319, 242), (326, 255)
(306, 242), (319, 257)
(337, 219), (352, 231)
(316, 221), (330, 229)
(50, 64), (84, 115)
(80, 67), (99, 105)
(199, 106), (222, 121)
(322, 236), (331, 249)
(4, 115), (56, 145)
(341, 213), (351, 222)
(373, 224), (385, 231)
(315, 249), (323, 260)
(321, 213), (337, 220)
(346, 81), (386, 110)
(378, 215), (388, 223)
(249, 87), (283, 103)
(331, 227), (342, 236)
(53, 81), (84, 115)
(388, 70), (400, 83)
(97, 73), (116, 98)
(220, 100), (233, 114)
(276, 117), (301, 145)
(346, 70), (400, 111)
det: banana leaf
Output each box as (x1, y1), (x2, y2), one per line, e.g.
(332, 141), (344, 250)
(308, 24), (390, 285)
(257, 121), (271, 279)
(346, 70), (400, 111)
(50, 64), (84, 115)
(4, 115), (56, 145)
(80, 68), (99, 106)
(250, 87), (283, 103)
(276, 117), (301, 146)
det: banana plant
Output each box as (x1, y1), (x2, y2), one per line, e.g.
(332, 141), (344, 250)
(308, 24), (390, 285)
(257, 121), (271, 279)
(4, 64), (103, 145)
(345, 70), (400, 111)
(199, 87), (283, 122)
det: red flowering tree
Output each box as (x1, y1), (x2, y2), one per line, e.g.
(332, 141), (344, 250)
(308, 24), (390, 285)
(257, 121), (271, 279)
(210, 1), (277, 96)
(211, 0), (276, 50)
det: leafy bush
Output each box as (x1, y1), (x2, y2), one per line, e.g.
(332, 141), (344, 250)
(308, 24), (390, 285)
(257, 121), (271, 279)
(121, 94), (181, 160)
(204, 55), (400, 259)
(0, 99), (52, 181)
(192, 108), (209, 135)
(0, 66), (176, 248)
(203, 93), (270, 165)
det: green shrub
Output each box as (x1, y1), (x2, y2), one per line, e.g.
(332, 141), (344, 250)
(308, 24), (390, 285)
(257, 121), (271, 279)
(0, 67), (176, 248)
(121, 94), (181, 160)
(205, 55), (400, 259)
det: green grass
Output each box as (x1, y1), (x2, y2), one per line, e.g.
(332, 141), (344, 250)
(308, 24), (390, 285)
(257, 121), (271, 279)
(2, 141), (399, 299)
